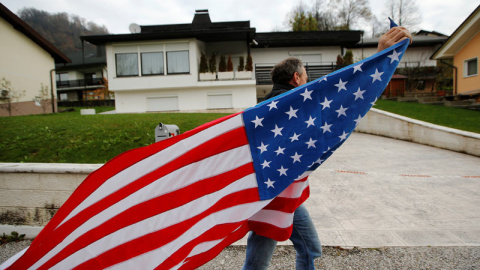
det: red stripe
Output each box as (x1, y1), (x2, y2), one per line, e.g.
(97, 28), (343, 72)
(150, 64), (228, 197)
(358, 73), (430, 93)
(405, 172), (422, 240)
(71, 189), (260, 270)
(263, 185), (310, 213)
(11, 124), (247, 270)
(38, 163), (254, 270)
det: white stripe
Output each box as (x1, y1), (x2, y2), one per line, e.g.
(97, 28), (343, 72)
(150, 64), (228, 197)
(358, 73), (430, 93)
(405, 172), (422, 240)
(32, 145), (252, 270)
(48, 174), (262, 270)
(248, 209), (294, 228)
(276, 179), (309, 198)
(60, 115), (244, 226)
(107, 201), (271, 270)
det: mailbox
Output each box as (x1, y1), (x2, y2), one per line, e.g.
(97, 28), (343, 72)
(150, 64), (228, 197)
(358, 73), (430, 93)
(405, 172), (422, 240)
(155, 123), (180, 142)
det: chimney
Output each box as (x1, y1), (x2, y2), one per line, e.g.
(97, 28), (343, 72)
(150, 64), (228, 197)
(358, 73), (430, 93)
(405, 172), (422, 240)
(192, 9), (211, 28)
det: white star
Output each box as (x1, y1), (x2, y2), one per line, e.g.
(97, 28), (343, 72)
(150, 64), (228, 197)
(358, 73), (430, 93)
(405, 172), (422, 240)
(334, 78), (348, 92)
(323, 146), (331, 154)
(267, 100), (279, 110)
(320, 97), (333, 110)
(300, 88), (313, 101)
(320, 122), (332, 133)
(353, 87), (366, 100)
(285, 106), (298, 120)
(305, 116), (316, 127)
(264, 178), (275, 188)
(261, 160), (271, 169)
(353, 63), (363, 74)
(371, 97), (378, 106)
(339, 131), (348, 141)
(271, 124), (284, 138)
(305, 138), (317, 149)
(318, 77), (327, 83)
(291, 152), (302, 163)
(387, 50), (402, 64)
(335, 105), (348, 117)
(257, 142), (268, 153)
(289, 132), (301, 142)
(370, 69), (384, 83)
(278, 166), (288, 176)
(251, 116), (264, 128)
(275, 146), (285, 155)
(354, 115), (363, 126)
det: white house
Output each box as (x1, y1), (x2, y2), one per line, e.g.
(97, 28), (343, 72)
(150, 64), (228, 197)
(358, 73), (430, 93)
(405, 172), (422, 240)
(0, 3), (70, 116)
(82, 10), (447, 113)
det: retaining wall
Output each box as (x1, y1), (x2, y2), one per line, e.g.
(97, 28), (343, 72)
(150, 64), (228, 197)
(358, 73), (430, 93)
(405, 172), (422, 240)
(1, 109), (479, 237)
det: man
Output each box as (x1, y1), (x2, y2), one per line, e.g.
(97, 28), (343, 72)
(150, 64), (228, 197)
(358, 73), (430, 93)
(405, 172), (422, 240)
(242, 26), (412, 270)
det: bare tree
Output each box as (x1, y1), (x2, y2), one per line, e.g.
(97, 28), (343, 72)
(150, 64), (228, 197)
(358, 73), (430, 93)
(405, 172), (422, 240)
(312, 0), (337, 30)
(34, 84), (50, 114)
(383, 0), (422, 30)
(333, 0), (372, 30)
(0, 78), (26, 116)
(370, 15), (389, 37)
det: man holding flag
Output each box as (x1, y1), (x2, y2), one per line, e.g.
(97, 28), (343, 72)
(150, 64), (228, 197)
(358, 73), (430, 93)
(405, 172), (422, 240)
(2, 22), (411, 270)
(243, 25), (412, 270)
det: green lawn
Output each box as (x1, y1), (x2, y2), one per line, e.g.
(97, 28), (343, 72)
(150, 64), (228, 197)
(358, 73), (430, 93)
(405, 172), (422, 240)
(373, 100), (480, 134)
(0, 109), (229, 163)
(1, 102), (478, 164)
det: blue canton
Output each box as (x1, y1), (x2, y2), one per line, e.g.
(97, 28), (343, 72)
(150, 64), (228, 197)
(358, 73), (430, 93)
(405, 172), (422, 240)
(243, 39), (410, 200)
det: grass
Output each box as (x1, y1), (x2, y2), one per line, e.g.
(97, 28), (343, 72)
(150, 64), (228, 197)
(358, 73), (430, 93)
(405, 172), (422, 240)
(373, 100), (480, 134)
(0, 108), (229, 163)
(1, 101), (478, 164)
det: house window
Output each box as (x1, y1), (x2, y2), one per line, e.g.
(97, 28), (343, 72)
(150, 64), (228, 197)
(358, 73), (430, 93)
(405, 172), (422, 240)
(167, 51), (190, 74)
(465, 58), (478, 77)
(207, 94), (233, 109)
(56, 73), (69, 86)
(142, 52), (164, 75)
(116, 53), (139, 77)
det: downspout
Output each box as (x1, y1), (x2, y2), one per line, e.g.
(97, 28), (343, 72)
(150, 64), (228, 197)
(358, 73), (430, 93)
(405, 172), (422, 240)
(440, 59), (458, 95)
(50, 68), (56, 113)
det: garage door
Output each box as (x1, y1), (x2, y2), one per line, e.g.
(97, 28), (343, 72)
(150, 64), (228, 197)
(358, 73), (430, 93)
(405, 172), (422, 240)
(147, 96), (179, 111)
(207, 94), (233, 109)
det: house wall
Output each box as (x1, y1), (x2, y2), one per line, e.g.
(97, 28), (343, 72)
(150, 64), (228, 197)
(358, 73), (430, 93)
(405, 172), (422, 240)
(0, 17), (56, 116)
(251, 46), (341, 66)
(454, 31), (480, 94)
(350, 46), (440, 67)
(114, 81), (256, 113)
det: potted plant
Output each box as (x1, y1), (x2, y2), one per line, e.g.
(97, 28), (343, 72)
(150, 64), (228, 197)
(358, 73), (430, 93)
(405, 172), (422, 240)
(218, 55), (234, 80)
(200, 53), (216, 81)
(237, 54), (253, 79)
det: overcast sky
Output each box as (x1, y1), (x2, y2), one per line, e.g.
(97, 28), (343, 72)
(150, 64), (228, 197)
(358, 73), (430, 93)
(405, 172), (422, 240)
(2, 0), (479, 36)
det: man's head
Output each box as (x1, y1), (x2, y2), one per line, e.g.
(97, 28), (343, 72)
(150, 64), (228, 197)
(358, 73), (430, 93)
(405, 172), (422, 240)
(270, 57), (308, 87)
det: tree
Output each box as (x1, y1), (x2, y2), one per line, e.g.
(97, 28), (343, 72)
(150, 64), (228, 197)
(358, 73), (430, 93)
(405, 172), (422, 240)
(0, 78), (26, 116)
(199, 53), (209, 73)
(35, 84), (50, 114)
(333, 0), (372, 30)
(227, 55), (234, 72)
(288, 1), (319, 31)
(237, 56), (245, 72)
(245, 54), (253, 72)
(208, 53), (217, 73)
(383, 0), (421, 30)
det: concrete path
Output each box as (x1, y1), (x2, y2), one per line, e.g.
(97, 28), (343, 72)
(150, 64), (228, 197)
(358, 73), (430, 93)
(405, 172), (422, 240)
(236, 132), (480, 247)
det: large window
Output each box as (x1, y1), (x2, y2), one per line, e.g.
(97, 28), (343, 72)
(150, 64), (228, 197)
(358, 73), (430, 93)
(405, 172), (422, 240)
(142, 52), (164, 76)
(465, 58), (478, 77)
(167, 51), (190, 74)
(116, 53), (139, 77)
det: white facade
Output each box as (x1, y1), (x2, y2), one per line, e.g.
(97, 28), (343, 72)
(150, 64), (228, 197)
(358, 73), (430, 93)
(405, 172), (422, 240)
(105, 38), (256, 113)
(252, 46), (342, 66)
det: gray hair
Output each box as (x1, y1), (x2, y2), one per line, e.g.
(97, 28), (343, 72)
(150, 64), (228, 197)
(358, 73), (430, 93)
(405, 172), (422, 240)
(270, 57), (304, 85)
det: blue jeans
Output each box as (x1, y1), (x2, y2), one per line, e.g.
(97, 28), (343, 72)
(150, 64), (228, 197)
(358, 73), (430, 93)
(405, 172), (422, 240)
(242, 204), (322, 270)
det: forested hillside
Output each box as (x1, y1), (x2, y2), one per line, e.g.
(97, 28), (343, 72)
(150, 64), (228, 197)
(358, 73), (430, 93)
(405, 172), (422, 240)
(18, 7), (109, 56)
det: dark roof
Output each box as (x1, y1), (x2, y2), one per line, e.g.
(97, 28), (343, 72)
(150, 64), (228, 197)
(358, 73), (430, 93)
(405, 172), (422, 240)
(351, 35), (448, 48)
(55, 51), (106, 71)
(0, 3), (70, 64)
(82, 10), (255, 45)
(252, 31), (364, 48)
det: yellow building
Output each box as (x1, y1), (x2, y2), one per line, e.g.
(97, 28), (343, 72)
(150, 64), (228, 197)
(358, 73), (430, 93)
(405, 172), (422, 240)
(432, 5), (480, 96)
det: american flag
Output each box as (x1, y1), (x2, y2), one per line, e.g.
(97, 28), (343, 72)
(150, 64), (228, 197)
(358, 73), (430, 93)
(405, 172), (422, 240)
(2, 38), (409, 269)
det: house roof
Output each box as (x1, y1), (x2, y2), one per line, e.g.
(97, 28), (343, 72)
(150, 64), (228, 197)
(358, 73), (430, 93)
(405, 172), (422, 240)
(82, 9), (255, 45)
(431, 5), (480, 59)
(0, 3), (70, 64)
(55, 50), (106, 71)
(251, 31), (364, 48)
(351, 35), (448, 48)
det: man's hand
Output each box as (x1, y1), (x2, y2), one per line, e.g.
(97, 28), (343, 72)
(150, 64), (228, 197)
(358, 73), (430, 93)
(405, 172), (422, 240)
(377, 27), (412, 52)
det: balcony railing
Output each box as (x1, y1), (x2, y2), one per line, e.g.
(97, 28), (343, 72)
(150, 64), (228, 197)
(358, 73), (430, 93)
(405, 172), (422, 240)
(255, 63), (340, 85)
(56, 78), (104, 89)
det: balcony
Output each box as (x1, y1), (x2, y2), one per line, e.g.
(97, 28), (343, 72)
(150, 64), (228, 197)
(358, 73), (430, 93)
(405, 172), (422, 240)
(255, 63), (340, 85)
(56, 78), (105, 90)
